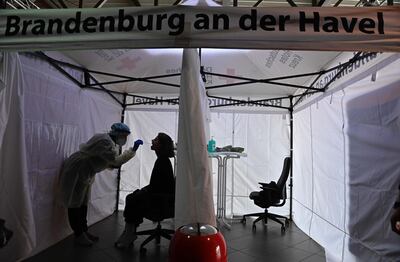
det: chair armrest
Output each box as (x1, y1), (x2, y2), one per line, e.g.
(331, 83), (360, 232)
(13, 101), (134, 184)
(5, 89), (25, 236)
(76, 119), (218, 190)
(260, 185), (280, 192)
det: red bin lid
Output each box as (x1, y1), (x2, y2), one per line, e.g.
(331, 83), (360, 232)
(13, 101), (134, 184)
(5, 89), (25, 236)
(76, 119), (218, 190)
(178, 223), (218, 236)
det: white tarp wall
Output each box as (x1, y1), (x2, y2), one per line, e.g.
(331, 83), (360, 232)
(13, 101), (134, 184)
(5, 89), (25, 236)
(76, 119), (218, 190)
(293, 52), (400, 261)
(121, 108), (290, 217)
(0, 53), (35, 262)
(0, 52), (122, 261)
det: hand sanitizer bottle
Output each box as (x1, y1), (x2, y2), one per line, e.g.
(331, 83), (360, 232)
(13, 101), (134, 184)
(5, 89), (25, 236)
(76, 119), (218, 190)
(208, 136), (216, 152)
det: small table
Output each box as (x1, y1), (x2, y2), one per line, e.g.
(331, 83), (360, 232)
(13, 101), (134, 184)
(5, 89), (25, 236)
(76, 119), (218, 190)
(208, 152), (247, 230)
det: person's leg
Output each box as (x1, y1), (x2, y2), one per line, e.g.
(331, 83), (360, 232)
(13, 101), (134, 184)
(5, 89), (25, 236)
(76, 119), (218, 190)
(68, 207), (84, 236)
(80, 205), (99, 242)
(68, 206), (93, 246)
(115, 190), (147, 248)
(124, 190), (146, 225)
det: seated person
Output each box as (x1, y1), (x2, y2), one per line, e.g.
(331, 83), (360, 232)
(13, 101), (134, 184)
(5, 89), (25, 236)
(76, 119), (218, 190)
(115, 132), (175, 248)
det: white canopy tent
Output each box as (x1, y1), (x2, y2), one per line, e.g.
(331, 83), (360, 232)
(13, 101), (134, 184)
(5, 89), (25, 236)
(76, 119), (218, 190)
(0, 2), (399, 262)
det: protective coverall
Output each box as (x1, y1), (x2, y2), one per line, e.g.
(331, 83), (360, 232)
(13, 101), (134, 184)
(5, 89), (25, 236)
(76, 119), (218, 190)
(59, 133), (135, 208)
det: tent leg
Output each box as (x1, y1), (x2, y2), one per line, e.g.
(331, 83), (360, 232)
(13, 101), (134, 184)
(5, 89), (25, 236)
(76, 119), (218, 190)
(289, 96), (293, 221)
(115, 93), (127, 213)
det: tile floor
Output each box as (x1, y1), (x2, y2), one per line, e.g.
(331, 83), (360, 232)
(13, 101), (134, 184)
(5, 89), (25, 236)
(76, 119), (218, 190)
(24, 212), (325, 262)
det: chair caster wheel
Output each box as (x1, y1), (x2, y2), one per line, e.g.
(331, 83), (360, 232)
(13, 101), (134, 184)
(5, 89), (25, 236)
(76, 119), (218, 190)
(140, 247), (147, 254)
(241, 218), (246, 225)
(252, 225), (256, 232)
(281, 226), (286, 233)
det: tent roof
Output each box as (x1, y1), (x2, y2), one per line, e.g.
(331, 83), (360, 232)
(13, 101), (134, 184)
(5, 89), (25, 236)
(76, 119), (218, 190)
(60, 48), (341, 98)
(13, 0), (389, 107)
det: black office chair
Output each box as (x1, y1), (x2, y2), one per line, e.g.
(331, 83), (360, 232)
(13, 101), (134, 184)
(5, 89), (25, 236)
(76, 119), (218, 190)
(241, 157), (291, 232)
(136, 193), (175, 253)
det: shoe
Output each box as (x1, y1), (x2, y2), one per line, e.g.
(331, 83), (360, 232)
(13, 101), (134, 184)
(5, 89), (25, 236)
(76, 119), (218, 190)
(0, 227), (13, 248)
(114, 230), (137, 249)
(74, 233), (93, 247)
(85, 231), (99, 242)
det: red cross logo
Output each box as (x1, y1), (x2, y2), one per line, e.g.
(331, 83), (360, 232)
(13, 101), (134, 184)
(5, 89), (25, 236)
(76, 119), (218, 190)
(219, 68), (236, 84)
(116, 57), (142, 71)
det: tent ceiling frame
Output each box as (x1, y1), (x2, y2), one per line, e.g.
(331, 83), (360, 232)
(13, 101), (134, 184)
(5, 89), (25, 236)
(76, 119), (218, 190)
(28, 50), (377, 111)
(32, 51), (125, 106)
(293, 51), (366, 107)
(29, 51), (181, 106)
(83, 75), (180, 88)
(204, 72), (324, 92)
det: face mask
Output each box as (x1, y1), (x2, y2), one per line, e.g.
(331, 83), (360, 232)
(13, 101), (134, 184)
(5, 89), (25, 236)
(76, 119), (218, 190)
(116, 137), (127, 146)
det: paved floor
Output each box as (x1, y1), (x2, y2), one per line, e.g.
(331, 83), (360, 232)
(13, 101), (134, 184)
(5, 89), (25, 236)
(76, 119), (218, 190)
(24, 212), (325, 262)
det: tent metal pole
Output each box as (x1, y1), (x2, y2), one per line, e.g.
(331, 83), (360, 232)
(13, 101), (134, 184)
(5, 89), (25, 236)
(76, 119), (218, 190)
(34, 51), (83, 87)
(115, 93), (128, 213)
(85, 75), (124, 107)
(30, 52), (126, 104)
(206, 81), (321, 92)
(81, 85), (127, 96)
(293, 51), (367, 107)
(206, 69), (324, 82)
(30, 52), (181, 88)
(289, 96), (294, 221)
(321, 52), (362, 92)
(85, 78), (180, 88)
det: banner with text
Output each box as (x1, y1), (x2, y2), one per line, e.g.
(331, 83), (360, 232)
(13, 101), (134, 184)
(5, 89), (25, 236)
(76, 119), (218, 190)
(0, 6), (399, 52)
(125, 94), (290, 113)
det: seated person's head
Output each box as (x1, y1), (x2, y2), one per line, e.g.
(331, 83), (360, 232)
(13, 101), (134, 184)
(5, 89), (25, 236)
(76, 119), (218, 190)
(109, 123), (131, 146)
(151, 133), (174, 158)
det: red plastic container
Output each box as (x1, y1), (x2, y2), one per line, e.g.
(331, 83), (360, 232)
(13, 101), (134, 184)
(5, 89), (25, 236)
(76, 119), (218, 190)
(169, 223), (227, 262)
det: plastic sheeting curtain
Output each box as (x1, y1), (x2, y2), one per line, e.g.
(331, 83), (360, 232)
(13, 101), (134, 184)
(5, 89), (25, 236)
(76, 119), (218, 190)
(0, 52), (123, 261)
(174, 49), (216, 227)
(0, 53), (35, 261)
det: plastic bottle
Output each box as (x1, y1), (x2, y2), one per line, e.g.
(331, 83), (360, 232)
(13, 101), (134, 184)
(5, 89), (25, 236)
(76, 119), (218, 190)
(208, 136), (216, 152)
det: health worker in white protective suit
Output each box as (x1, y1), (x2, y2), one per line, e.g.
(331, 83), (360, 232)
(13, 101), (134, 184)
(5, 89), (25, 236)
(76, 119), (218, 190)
(59, 123), (143, 247)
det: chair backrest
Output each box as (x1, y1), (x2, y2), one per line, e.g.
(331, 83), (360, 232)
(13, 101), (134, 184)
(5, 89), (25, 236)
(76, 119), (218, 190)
(275, 157), (291, 191)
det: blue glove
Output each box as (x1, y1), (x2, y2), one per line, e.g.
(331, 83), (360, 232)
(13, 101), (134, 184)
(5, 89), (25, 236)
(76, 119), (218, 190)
(133, 139), (143, 151)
